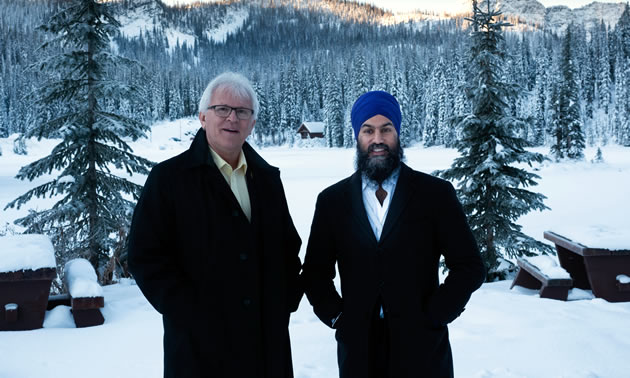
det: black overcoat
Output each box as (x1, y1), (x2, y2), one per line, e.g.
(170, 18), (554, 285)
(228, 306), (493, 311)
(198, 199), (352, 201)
(128, 128), (302, 378)
(302, 163), (485, 378)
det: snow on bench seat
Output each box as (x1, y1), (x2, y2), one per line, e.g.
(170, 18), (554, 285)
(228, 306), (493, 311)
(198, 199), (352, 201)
(64, 258), (104, 327)
(511, 255), (573, 301)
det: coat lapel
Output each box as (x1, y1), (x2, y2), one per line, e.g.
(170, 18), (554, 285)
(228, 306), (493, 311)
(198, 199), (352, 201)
(348, 172), (378, 245)
(379, 164), (413, 244)
(242, 142), (277, 225)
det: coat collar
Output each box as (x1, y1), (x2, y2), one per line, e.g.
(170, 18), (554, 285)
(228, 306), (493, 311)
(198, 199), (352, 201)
(347, 163), (414, 246)
(348, 171), (378, 245)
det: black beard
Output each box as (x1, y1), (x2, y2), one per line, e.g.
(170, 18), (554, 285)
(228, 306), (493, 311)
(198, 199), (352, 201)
(355, 139), (404, 183)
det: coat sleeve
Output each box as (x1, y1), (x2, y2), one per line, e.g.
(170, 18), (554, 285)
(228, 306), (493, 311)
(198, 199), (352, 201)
(301, 192), (343, 328)
(127, 165), (198, 319)
(424, 181), (486, 326)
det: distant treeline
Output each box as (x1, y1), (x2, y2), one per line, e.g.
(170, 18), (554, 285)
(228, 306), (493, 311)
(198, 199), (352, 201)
(1, 0), (629, 148)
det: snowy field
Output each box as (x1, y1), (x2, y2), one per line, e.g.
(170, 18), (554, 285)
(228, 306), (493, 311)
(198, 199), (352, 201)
(1, 118), (630, 378)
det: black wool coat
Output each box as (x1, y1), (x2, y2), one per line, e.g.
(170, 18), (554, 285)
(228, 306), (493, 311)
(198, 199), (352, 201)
(128, 128), (302, 378)
(302, 163), (486, 378)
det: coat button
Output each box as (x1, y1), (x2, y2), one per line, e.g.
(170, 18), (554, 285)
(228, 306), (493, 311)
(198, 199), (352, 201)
(239, 253), (248, 261)
(379, 280), (385, 288)
(232, 210), (240, 217)
(377, 247), (385, 254)
(243, 298), (251, 306)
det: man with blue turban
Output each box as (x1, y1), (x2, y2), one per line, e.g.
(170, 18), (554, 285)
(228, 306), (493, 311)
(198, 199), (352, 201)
(302, 90), (485, 378)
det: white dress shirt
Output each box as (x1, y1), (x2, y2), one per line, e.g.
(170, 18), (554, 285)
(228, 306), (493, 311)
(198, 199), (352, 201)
(361, 167), (401, 242)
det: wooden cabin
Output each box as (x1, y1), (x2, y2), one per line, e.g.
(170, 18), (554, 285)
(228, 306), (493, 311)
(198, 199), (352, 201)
(297, 122), (325, 139)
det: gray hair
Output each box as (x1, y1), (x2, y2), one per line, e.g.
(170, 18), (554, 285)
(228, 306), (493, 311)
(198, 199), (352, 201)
(198, 72), (259, 120)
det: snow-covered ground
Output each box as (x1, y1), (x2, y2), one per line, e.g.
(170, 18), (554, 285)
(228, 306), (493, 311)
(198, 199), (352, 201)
(1, 118), (629, 377)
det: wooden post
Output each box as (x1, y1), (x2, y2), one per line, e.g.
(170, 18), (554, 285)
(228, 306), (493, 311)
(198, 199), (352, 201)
(5, 303), (18, 323)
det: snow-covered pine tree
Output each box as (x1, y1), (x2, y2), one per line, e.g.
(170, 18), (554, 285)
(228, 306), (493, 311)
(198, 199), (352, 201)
(436, 61), (451, 147)
(252, 81), (268, 146)
(324, 72), (344, 147)
(350, 51), (370, 99)
(423, 62), (440, 146)
(615, 4), (630, 146)
(592, 147), (604, 163)
(596, 21), (611, 114)
(267, 85), (281, 146)
(283, 60), (302, 136)
(406, 60), (425, 143)
(388, 61), (412, 147)
(5, 0), (153, 281)
(0, 75), (7, 139)
(551, 24), (585, 159)
(532, 52), (549, 146)
(343, 103), (355, 148)
(437, 0), (551, 280)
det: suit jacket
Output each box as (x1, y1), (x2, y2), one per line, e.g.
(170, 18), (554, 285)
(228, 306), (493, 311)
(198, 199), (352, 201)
(302, 163), (485, 378)
(128, 128), (302, 378)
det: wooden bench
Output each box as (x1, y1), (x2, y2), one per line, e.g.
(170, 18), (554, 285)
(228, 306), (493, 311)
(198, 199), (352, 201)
(64, 259), (104, 328)
(0, 235), (57, 331)
(511, 257), (573, 301)
(544, 231), (630, 302)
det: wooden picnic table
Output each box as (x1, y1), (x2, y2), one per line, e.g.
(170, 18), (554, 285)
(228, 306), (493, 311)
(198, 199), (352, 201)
(544, 231), (630, 302)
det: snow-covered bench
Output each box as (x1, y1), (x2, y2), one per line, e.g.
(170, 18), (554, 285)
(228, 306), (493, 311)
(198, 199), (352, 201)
(64, 258), (104, 328)
(0, 234), (57, 331)
(511, 255), (573, 301)
(544, 231), (630, 302)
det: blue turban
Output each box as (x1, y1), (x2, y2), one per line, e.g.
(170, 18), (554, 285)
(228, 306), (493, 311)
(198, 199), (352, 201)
(350, 90), (401, 139)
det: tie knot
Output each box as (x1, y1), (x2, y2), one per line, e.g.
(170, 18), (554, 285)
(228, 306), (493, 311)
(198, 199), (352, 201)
(375, 184), (387, 206)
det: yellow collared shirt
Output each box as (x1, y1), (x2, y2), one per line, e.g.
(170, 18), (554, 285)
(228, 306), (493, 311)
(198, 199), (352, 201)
(209, 147), (252, 222)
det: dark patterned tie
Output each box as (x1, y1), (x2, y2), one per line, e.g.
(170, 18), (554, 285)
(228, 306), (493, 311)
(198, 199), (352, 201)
(375, 184), (387, 206)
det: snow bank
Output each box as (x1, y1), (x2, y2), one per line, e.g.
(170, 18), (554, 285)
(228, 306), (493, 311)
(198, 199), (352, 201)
(0, 234), (56, 273)
(64, 258), (103, 298)
(524, 255), (570, 279)
(43, 305), (76, 328)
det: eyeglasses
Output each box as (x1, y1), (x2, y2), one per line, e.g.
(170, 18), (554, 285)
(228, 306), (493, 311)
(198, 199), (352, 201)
(207, 105), (254, 120)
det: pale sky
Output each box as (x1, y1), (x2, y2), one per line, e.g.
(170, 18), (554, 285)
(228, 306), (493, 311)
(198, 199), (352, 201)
(161, 0), (625, 14)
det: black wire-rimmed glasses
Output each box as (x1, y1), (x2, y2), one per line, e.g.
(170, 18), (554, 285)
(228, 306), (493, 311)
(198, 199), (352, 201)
(207, 105), (254, 120)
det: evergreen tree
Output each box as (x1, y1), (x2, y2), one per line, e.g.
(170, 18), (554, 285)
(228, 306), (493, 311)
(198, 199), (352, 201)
(532, 53), (549, 146)
(343, 103), (355, 148)
(615, 4), (630, 145)
(423, 63), (441, 146)
(324, 72), (344, 147)
(5, 0), (153, 281)
(252, 81), (268, 146)
(551, 24), (585, 159)
(436, 61), (451, 146)
(389, 61), (412, 146)
(437, 0), (551, 280)
(0, 75), (7, 139)
(350, 51), (370, 99)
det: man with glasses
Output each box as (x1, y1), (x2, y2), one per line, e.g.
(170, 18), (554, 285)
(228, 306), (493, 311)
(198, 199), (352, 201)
(128, 72), (303, 378)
